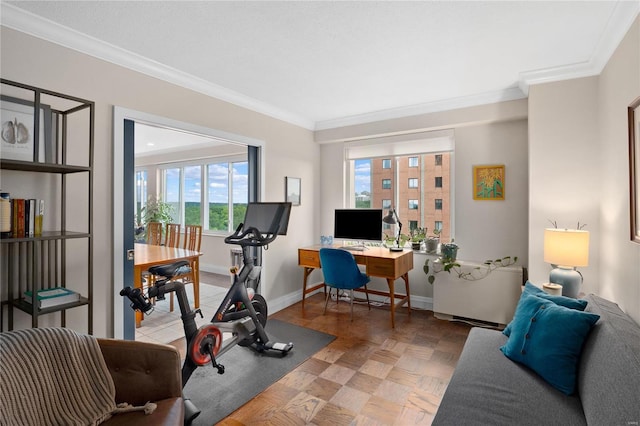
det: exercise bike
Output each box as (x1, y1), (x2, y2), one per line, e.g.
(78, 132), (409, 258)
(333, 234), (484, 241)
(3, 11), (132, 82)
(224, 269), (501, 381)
(121, 202), (294, 423)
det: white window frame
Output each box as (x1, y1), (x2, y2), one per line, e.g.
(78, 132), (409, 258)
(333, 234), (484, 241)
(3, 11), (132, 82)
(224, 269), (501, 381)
(159, 154), (247, 234)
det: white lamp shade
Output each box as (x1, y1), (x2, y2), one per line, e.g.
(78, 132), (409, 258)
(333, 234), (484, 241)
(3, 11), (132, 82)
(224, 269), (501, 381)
(544, 228), (589, 267)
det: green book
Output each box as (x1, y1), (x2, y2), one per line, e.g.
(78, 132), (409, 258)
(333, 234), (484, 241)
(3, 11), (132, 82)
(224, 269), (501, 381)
(24, 287), (80, 308)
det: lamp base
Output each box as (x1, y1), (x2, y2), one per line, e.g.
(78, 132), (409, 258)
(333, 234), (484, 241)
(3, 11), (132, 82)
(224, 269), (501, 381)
(549, 267), (582, 298)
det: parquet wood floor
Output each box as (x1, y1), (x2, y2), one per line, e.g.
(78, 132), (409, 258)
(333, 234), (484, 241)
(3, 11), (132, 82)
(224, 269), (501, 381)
(207, 292), (472, 425)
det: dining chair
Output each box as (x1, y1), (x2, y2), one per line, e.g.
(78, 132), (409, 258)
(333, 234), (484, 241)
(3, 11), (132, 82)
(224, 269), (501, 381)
(169, 224), (203, 312)
(319, 247), (371, 321)
(165, 223), (181, 248)
(146, 222), (163, 246)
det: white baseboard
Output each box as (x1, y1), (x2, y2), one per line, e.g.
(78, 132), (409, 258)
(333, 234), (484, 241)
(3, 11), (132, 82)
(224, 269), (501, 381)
(199, 264), (435, 314)
(268, 287), (433, 314)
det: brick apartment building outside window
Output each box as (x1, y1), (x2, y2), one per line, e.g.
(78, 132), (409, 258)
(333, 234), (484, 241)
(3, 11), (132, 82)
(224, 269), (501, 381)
(352, 152), (452, 242)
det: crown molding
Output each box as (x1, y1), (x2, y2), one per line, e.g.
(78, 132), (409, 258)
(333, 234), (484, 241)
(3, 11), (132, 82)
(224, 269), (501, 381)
(519, 0), (639, 95)
(0, 3), (316, 130)
(2, 1), (638, 132)
(314, 87), (527, 131)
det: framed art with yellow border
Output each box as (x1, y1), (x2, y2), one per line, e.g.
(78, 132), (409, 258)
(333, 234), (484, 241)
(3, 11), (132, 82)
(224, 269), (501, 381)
(473, 165), (505, 200)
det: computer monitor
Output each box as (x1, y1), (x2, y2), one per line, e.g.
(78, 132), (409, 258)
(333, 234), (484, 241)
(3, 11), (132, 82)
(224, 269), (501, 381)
(242, 202), (292, 235)
(333, 209), (383, 242)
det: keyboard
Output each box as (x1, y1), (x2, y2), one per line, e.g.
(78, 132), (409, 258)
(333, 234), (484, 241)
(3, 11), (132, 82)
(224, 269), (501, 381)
(340, 246), (366, 251)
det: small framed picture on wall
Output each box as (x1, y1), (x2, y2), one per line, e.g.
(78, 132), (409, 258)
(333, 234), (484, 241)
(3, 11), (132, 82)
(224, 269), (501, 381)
(285, 176), (301, 206)
(473, 165), (505, 200)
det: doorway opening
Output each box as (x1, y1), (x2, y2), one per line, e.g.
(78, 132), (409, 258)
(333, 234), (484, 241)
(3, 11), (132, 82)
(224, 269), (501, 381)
(113, 106), (265, 340)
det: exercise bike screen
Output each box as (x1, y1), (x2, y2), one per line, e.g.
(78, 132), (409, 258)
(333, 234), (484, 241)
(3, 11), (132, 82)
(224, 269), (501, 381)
(242, 202), (292, 235)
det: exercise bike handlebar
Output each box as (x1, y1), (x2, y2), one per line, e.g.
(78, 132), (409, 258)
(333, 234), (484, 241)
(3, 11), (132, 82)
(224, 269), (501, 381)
(224, 223), (279, 247)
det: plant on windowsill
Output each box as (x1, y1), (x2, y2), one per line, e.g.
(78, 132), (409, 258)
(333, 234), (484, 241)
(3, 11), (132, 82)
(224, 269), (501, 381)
(423, 240), (518, 284)
(425, 228), (441, 254)
(410, 227), (427, 250)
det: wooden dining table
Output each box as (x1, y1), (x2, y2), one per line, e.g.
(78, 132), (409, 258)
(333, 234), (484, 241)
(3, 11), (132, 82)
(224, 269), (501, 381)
(134, 243), (202, 328)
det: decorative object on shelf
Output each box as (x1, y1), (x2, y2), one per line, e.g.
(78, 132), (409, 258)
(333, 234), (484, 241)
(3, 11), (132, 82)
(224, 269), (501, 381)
(424, 253), (518, 285)
(544, 227), (589, 298)
(629, 96), (640, 244)
(285, 176), (301, 206)
(473, 164), (505, 200)
(382, 207), (404, 251)
(0, 95), (53, 163)
(542, 282), (563, 296)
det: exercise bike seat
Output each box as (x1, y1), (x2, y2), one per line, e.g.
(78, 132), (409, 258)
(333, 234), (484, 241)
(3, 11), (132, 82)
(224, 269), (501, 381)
(148, 260), (191, 278)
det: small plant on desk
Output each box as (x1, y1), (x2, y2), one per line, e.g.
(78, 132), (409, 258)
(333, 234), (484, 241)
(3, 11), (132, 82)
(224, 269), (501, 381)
(423, 255), (518, 284)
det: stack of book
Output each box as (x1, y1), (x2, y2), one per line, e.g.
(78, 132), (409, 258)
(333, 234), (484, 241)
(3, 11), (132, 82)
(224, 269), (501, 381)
(2, 198), (45, 238)
(24, 287), (80, 309)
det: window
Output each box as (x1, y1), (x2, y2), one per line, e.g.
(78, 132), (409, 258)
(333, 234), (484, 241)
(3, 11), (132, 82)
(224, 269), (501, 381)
(435, 176), (442, 188)
(135, 169), (147, 225)
(346, 132), (453, 241)
(382, 159), (391, 169)
(409, 220), (418, 231)
(162, 158), (248, 232)
(435, 221), (443, 231)
(435, 154), (442, 166)
(435, 199), (442, 210)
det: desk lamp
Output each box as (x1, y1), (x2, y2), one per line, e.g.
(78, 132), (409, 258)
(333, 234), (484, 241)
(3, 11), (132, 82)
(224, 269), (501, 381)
(383, 208), (403, 252)
(543, 228), (589, 298)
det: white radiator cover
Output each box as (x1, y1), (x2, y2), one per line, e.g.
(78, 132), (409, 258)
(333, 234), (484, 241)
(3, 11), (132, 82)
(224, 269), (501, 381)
(432, 260), (523, 326)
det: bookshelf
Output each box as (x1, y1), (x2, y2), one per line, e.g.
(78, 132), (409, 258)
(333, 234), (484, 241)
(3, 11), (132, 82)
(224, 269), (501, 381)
(0, 79), (94, 333)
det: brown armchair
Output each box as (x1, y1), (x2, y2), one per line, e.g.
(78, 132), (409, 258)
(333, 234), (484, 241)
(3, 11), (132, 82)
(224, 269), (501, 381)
(97, 338), (184, 425)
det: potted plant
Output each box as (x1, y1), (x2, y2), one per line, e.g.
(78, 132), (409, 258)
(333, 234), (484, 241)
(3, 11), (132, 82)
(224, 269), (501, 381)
(139, 196), (175, 241)
(425, 228), (441, 254)
(410, 227), (427, 250)
(423, 254), (518, 284)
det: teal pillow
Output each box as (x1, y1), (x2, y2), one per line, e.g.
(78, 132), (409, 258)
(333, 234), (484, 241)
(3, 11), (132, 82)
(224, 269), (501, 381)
(503, 282), (588, 336)
(500, 292), (600, 394)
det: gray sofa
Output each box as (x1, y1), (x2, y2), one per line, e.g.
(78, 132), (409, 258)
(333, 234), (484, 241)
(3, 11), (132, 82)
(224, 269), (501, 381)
(433, 294), (640, 425)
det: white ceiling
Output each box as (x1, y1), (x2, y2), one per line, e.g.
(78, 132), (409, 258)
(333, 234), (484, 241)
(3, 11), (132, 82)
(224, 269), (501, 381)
(2, 1), (638, 131)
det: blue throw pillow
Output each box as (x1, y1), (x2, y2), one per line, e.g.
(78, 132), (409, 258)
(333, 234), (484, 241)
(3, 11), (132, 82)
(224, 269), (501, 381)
(503, 282), (588, 336)
(500, 292), (600, 394)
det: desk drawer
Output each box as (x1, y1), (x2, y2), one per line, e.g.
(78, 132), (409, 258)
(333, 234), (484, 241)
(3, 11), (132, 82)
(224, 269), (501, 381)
(298, 249), (320, 268)
(367, 258), (396, 277)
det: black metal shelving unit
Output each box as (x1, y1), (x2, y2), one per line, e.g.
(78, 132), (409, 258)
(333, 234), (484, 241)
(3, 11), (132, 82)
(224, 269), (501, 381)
(0, 79), (94, 333)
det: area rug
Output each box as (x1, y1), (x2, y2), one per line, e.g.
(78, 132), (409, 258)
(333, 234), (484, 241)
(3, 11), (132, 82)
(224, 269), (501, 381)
(183, 319), (335, 425)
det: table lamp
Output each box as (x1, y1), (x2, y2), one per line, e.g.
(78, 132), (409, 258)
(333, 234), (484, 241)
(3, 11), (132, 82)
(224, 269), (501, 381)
(543, 228), (589, 298)
(383, 208), (403, 252)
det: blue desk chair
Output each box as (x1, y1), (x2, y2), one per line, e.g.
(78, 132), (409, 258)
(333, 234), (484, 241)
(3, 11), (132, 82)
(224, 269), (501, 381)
(319, 248), (371, 320)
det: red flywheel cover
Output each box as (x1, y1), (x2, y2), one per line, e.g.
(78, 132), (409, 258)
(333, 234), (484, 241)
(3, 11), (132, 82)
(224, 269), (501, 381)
(189, 324), (222, 366)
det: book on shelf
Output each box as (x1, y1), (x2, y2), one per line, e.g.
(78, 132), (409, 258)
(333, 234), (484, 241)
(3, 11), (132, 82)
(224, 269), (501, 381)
(23, 287), (81, 309)
(5, 198), (44, 238)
